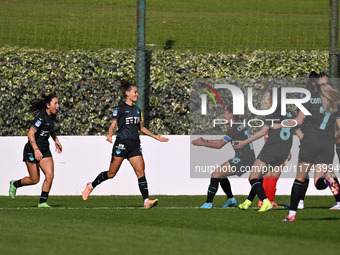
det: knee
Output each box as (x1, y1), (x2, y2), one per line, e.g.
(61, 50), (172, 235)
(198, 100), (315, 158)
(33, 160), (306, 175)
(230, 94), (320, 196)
(107, 171), (115, 179)
(45, 173), (54, 183)
(31, 176), (40, 184)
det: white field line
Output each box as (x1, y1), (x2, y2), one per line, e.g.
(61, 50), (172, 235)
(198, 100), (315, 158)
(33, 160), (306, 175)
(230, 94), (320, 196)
(0, 206), (281, 210)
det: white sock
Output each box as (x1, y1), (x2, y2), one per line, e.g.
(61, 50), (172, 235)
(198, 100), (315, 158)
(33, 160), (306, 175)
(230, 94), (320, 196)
(289, 210), (296, 217)
(299, 200), (304, 205)
(144, 198), (149, 203)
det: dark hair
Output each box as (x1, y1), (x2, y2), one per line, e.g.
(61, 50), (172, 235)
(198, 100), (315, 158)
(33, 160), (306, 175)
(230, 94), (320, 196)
(318, 71), (328, 79)
(121, 80), (136, 98)
(28, 94), (57, 114)
(225, 104), (240, 121)
(307, 71), (318, 92)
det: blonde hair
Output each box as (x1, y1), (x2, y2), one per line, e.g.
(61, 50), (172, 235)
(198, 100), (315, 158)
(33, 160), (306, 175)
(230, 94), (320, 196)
(319, 84), (340, 113)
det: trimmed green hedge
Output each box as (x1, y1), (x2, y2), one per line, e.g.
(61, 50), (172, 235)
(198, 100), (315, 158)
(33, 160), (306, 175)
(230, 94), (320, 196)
(0, 48), (328, 135)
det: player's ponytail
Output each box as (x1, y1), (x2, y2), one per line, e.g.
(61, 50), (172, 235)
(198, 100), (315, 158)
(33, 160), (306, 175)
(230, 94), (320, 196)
(307, 71), (318, 92)
(121, 80), (136, 99)
(317, 83), (340, 113)
(28, 94), (57, 114)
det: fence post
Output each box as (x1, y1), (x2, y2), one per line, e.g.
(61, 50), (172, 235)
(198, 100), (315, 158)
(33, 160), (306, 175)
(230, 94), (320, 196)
(329, 0), (338, 88)
(136, 0), (146, 115)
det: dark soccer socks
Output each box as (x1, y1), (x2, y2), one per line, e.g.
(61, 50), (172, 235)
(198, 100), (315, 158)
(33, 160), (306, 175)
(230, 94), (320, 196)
(138, 176), (149, 200)
(206, 178), (219, 203)
(39, 191), (49, 204)
(249, 178), (267, 202)
(219, 178), (234, 199)
(92, 171), (109, 189)
(247, 178), (263, 202)
(13, 180), (23, 188)
(289, 179), (304, 211)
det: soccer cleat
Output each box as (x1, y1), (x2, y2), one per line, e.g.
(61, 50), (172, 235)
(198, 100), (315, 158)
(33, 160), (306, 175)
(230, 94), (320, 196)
(282, 215), (295, 222)
(258, 200), (273, 212)
(297, 202), (304, 209)
(9, 180), (17, 199)
(82, 182), (93, 201)
(283, 202), (304, 209)
(144, 199), (159, 209)
(329, 203), (340, 210)
(200, 202), (213, 209)
(238, 199), (252, 210)
(38, 202), (51, 208)
(271, 201), (281, 208)
(325, 172), (339, 196)
(221, 197), (238, 208)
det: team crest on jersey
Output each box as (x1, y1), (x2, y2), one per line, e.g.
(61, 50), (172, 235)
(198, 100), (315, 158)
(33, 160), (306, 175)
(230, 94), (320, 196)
(35, 120), (42, 127)
(137, 109), (140, 114)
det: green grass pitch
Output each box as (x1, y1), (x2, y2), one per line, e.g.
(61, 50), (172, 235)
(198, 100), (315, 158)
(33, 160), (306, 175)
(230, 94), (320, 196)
(0, 0), (330, 52)
(1, 195), (339, 255)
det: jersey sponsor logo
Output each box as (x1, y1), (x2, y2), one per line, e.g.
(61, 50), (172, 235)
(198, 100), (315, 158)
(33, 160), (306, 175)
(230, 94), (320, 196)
(125, 110), (130, 114)
(113, 109), (118, 117)
(35, 120), (42, 127)
(40, 131), (50, 137)
(126, 116), (140, 125)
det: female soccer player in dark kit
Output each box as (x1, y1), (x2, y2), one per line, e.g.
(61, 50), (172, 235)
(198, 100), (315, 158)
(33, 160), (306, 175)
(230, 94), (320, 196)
(82, 81), (169, 208)
(280, 81), (340, 221)
(192, 105), (256, 209)
(9, 95), (62, 208)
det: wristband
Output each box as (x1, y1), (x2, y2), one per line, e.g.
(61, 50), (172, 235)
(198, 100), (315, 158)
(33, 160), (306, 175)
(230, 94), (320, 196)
(34, 148), (39, 151)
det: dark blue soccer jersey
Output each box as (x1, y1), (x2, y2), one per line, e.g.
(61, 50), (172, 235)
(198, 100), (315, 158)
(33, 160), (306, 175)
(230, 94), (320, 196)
(223, 123), (255, 162)
(112, 102), (141, 141)
(29, 109), (56, 151)
(302, 92), (340, 138)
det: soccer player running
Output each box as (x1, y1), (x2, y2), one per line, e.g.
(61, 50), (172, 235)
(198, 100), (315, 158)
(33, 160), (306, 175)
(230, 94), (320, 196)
(192, 105), (256, 209)
(235, 88), (300, 212)
(9, 95), (62, 207)
(280, 80), (340, 221)
(82, 81), (168, 208)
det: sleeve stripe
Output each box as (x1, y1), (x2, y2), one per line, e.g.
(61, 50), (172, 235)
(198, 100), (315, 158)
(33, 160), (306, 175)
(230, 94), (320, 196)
(31, 125), (38, 130)
(223, 135), (231, 142)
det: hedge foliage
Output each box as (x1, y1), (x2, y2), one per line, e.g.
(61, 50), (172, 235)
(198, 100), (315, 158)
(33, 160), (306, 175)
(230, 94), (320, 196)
(0, 47), (328, 135)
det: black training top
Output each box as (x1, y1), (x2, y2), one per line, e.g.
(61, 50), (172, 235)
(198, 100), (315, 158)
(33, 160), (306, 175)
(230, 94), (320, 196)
(302, 92), (340, 138)
(112, 102), (142, 141)
(28, 109), (56, 151)
(262, 111), (297, 156)
(223, 123), (255, 162)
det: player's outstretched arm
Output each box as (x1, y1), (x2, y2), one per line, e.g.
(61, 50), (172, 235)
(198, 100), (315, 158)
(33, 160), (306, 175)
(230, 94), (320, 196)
(234, 125), (269, 149)
(140, 122), (169, 142)
(105, 120), (117, 143)
(191, 137), (227, 149)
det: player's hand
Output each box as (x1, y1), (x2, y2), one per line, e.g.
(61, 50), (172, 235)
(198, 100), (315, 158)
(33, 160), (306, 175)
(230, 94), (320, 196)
(105, 134), (113, 143)
(55, 140), (63, 154)
(234, 140), (245, 149)
(156, 134), (169, 142)
(192, 137), (205, 146)
(34, 149), (43, 161)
